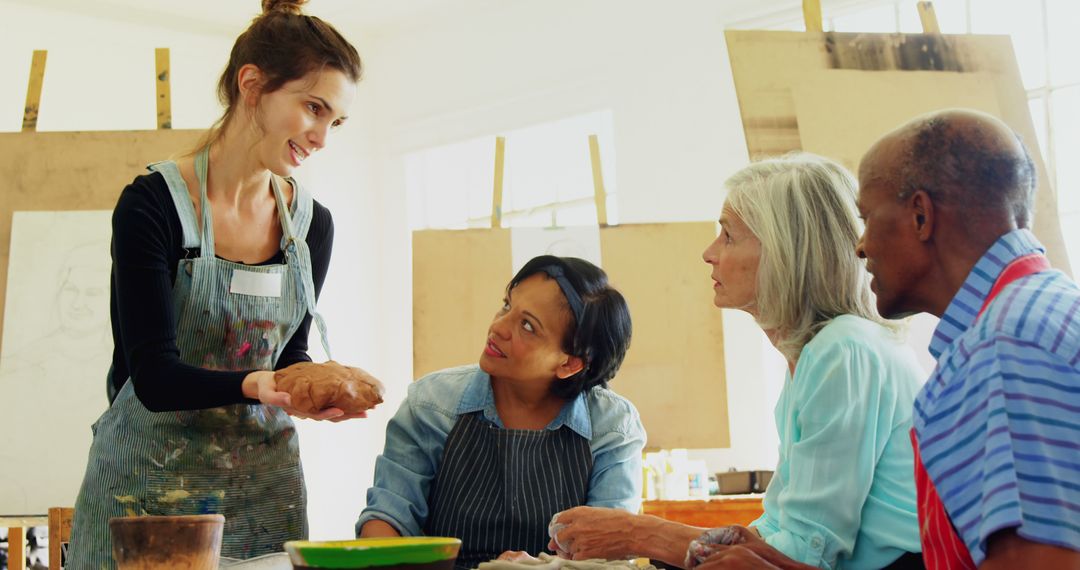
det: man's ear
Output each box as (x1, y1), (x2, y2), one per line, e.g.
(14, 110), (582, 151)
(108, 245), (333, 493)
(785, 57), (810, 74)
(236, 64), (266, 107)
(555, 356), (584, 380)
(910, 190), (935, 242)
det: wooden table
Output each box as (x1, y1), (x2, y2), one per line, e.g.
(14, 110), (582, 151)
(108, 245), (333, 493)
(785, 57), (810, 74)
(642, 495), (764, 527)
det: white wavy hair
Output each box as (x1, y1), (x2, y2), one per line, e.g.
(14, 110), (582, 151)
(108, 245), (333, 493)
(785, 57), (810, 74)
(724, 152), (891, 362)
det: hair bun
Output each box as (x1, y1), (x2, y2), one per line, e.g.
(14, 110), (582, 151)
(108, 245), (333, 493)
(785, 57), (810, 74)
(262, 0), (306, 16)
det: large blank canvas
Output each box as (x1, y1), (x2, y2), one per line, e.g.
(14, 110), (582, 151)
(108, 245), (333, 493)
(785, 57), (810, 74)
(794, 70), (1002, 174)
(0, 211), (112, 513)
(413, 229), (512, 379)
(413, 222), (729, 449)
(599, 223), (728, 449)
(725, 31), (1071, 274)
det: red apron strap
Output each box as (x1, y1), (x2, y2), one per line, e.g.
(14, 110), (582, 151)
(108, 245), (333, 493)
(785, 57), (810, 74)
(912, 429), (977, 569)
(977, 253), (1050, 317)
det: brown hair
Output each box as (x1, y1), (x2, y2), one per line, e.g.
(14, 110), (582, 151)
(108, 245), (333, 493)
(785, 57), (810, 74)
(200, 0), (362, 148)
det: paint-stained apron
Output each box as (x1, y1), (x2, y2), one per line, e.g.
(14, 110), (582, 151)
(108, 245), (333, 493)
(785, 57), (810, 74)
(423, 412), (593, 570)
(68, 146), (333, 568)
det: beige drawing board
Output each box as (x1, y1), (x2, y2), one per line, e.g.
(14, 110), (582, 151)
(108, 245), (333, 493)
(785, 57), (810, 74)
(413, 222), (730, 449)
(794, 70), (1002, 174)
(725, 30), (1071, 274)
(0, 129), (204, 350)
(0, 129), (202, 513)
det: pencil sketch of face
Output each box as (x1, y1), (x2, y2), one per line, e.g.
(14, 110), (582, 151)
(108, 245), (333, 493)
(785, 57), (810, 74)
(54, 242), (110, 337)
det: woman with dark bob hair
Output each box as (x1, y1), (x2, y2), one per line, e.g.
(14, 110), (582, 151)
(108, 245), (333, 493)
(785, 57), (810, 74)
(358, 255), (644, 569)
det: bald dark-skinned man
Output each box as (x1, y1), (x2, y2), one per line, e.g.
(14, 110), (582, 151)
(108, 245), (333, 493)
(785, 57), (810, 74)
(855, 109), (1080, 570)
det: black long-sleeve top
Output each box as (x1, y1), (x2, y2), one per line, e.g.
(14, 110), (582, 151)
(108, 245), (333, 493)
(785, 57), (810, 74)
(107, 171), (334, 412)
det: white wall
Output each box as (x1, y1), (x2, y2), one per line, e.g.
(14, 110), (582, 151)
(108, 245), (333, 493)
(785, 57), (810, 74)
(0, 2), (234, 132)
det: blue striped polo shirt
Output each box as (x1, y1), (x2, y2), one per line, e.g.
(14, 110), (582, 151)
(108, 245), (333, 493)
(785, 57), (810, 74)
(913, 228), (1080, 565)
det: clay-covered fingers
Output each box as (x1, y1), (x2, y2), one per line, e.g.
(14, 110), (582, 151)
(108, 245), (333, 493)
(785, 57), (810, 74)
(696, 546), (781, 570)
(547, 506), (635, 561)
(497, 551), (537, 562)
(686, 526), (753, 568)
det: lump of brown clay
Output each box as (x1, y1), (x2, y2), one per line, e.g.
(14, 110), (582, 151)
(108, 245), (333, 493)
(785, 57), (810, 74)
(274, 360), (384, 414)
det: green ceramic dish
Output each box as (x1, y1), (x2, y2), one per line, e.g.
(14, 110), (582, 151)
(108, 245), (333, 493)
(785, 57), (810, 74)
(283, 537), (462, 570)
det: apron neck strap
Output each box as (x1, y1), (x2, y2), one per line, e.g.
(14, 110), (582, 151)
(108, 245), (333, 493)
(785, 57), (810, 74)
(976, 253), (1050, 318)
(194, 146), (216, 258)
(194, 146), (302, 258)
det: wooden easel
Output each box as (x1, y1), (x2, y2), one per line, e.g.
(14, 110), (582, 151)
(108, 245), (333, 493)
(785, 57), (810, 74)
(20, 47), (173, 133)
(2, 48), (175, 570)
(801, 0), (941, 33)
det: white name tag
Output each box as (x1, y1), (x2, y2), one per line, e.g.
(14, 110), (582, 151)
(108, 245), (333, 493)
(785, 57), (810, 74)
(230, 269), (282, 298)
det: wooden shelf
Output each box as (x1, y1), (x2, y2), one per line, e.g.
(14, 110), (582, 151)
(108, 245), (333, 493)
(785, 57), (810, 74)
(642, 496), (764, 528)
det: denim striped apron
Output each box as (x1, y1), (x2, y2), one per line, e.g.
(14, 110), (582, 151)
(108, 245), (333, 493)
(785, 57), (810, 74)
(423, 412), (593, 570)
(68, 146), (332, 568)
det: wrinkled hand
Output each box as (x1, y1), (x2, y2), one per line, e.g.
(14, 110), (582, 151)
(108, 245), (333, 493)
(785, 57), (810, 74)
(274, 361), (385, 416)
(690, 527), (815, 570)
(686, 525), (755, 568)
(695, 545), (782, 570)
(547, 506), (639, 561)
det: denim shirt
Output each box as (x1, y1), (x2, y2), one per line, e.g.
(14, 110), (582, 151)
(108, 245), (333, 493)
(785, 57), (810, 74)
(356, 364), (646, 537)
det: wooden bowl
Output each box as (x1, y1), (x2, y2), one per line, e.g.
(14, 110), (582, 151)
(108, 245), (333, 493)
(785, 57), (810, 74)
(109, 514), (225, 570)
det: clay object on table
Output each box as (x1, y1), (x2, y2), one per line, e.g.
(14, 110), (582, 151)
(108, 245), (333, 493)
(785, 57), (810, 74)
(293, 562), (455, 570)
(109, 514), (224, 570)
(478, 553), (655, 570)
(275, 360), (384, 415)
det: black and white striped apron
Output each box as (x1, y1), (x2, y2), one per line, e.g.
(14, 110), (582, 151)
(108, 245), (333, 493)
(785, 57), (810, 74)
(68, 146), (332, 568)
(424, 412), (593, 570)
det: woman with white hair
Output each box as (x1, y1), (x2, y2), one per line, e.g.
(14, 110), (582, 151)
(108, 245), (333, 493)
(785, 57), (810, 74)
(546, 154), (925, 570)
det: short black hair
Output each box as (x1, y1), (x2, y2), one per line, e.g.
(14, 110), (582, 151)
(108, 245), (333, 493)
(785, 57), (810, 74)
(507, 255), (632, 399)
(900, 116), (1037, 227)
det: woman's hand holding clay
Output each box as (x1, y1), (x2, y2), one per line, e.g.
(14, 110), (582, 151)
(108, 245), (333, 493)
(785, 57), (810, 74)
(274, 361), (384, 418)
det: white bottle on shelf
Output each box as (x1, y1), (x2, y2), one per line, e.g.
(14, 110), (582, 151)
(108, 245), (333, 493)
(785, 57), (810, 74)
(663, 449), (691, 500)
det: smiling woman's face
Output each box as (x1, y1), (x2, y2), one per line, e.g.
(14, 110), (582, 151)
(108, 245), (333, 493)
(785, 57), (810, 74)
(701, 204), (762, 313)
(248, 67), (357, 177)
(478, 274), (576, 385)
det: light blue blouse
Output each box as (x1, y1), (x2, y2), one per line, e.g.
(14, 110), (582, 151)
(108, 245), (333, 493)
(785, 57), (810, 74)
(356, 364), (646, 536)
(750, 315), (923, 569)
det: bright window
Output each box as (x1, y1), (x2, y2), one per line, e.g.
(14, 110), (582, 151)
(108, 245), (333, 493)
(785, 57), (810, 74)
(405, 110), (617, 231)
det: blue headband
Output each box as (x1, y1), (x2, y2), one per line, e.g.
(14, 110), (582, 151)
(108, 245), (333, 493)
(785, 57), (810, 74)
(538, 265), (584, 325)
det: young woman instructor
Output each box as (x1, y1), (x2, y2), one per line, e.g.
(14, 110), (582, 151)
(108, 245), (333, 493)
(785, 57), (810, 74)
(68, 1), (381, 565)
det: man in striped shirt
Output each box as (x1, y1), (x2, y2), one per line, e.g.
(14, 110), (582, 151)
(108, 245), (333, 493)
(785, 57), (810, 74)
(855, 108), (1079, 569)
